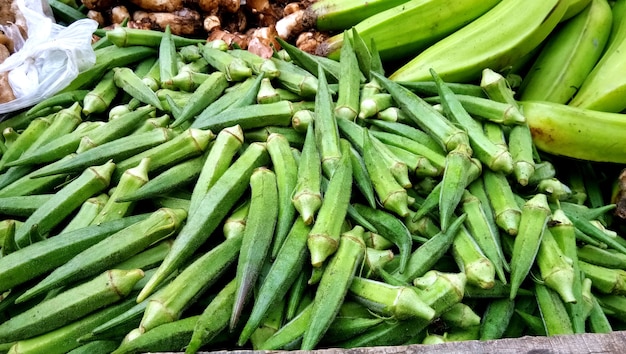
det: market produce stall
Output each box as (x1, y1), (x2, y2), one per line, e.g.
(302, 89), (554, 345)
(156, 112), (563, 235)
(1, 0), (626, 353)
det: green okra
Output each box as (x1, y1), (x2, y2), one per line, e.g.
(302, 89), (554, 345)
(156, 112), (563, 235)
(6, 298), (136, 354)
(82, 70), (119, 116)
(255, 77), (281, 104)
(307, 140), (352, 267)
(359, 93), (394, 120)
(259, 301), (312, 350)
(393, 214), (466, 283)
(104, 26), (205, 48)
(362, 129), (409, 217)
(0, 214), (148, 293)
(348, 276), (435, 320)
(509, 193), (551, 299)
(67, 340), (120, 354)
(114, 239), (173, 271)
(238, 218), (311, 345)
(0, 269), (143, 343)
(170, 72), (229, 127)
(363, 248), (394, 278)
(113, 67), (163, 110)
(461, 189), (508, 284)
(25, 90), (89, 119)
(314, 65), (342, 177)
(398, 80), (486, 98)
(451, 225), (496, 290)
(0, 117), (51, 172)
(271, 56), (319, 98)
(113, 315), (200, 354)
(323, 316), (384, 345)
(291, 109), (315, 133)
(186, 280), (237, 353)
(536, 227), (576, 304)
(588, 295), (613, 334)
(375, 106), (408, 122)
(0, 194), (53, 217)
(292, 124), (323, 225)
(431, 69), (513, 173)
(301, 229), (366, 350)
(189, 125), (244, 215)
(137, 142), (269, 302)
(228, 49), (280, 80)
(535, 282), (574, 336)
(351, 203), (411, 274)
(132, 114), (171, 135)
(112, 128), (214, 183)
(482, 169), (522, 236)
(372, 71), (468, 152)
(363, 230), (394, 250)
(286, 271), (310, 321)
(231, 167), (279, 330)
(579, 261), (626, 295)
(578, 245), (626, 270)
(162, 70), (210, 92)
(139, 234), (242, 333)
(348, 145), (377, 209)
(334, 31), (361, 120)
(480, 297), (516, 340)
(508, 124), (536, 186)
(31, 129), (172, 179)
(441, 302), (481, 329)
(191, 100), (312, 132)
(13, 161), (116, 248)
(158, 25), (178, 87)
(199, 44), (252, 81)
(385, 144), (442, 178)
(564, 210), (626, 255)
(439, 144), (474, 231)
(267, 133), (299, 258)
(116, 154), (205, 203)
(17, 208), (186, 304)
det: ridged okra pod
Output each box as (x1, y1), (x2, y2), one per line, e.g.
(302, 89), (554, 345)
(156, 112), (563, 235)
(0, 269), (144, 343)
(0, 117), (51, 171)
(482, 169), (522, 235)
(301, 228), (366, 350)
(189, 125), (244, 215)
(170, 72), (228, 127)
(82, 69), (119, 116)
(315, 65), (342, 177)
(307, 139), (352, 267)
(267, 133), (299, 258)
(16, 208), (186, 303)
(451, 225), (496, 290)
(13, 161), (116, 248)
(60, 193), (109, 233)
(334, 31), (361, 120)
(292, 124), (323, 225)
(113, 67), (163, 110)
(199, 44), (252, 81)
(536, 227), (577, 304)
(535, 282), (574, 336)
(438, 144), (475, 231)
(113, 315), (200, 354)
(348, 277), (435, 320)
(509, 193), (551, 299)
(229, 49), (280, 79)
(231, 167), (279, 330)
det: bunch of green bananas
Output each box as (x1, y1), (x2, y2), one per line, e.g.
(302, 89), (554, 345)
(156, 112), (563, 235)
(308, 0), (626, 163)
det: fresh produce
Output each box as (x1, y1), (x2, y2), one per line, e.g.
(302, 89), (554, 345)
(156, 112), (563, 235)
(2, 0), (626, 353)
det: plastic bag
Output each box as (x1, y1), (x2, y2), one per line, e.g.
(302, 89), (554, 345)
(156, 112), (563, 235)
(0, 0), (98, 114)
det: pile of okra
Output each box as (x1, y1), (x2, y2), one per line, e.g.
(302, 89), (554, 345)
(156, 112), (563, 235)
(0, 26), (625, 354)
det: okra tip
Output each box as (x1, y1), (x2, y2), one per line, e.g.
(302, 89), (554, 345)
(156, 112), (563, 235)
(307, 234), (339, 268)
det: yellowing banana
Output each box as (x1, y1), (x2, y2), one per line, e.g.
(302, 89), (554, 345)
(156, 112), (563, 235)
(518, 0), (612, 104)
(569, 0), (626, 112)
(521, 100), (626, 163)
(316, 0), (501, 62)
(389, 0), (569, 83)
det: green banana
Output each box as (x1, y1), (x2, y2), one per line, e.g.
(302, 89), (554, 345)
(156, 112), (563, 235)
(562, 0), (593, 21)
(317, 0), (501, 62)
(519, 0), (612, 104)
(568, 0), (626, 112)
(308, 0), (411, 31)
(521, 100), (626, 163)
(389, 0), (569, 82)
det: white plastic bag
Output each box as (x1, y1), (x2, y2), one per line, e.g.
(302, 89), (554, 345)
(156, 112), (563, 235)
(0, 0), (98, 114)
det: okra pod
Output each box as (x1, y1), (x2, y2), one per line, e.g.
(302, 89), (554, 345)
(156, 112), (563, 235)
(451, 225), (496, 290)
(0, 269), (144, 343)
(301, 230), (366, 350)
(170, 72), (229, 127)
(480, 297), (516, 340)
(292, 124), (323, 225)
(13, 161), (115, 248)
(113, 67), (163, 110)
(199, 44), (252, 81)
(307, 139), (352, 267)
(536, 228), (576, 303)
(0, 117), (51, 172)
(229, 49), (280, 79)
(82, 70), (119, 116)
(113, 315), (200, 354)
(482, 169), (522, 235)
(267, 133), (299, 258)
(334, 31), (361, 120)
(271, 56), (319, 98)
(535, 282), (574, 336)
(231, 167), (279, 330)
(105, 26), (205, 48)
(17, 208), (186, 303)
(509, 193), (551, 299)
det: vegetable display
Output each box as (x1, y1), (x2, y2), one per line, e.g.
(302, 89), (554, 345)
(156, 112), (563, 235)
(2, 0), (626, 353)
